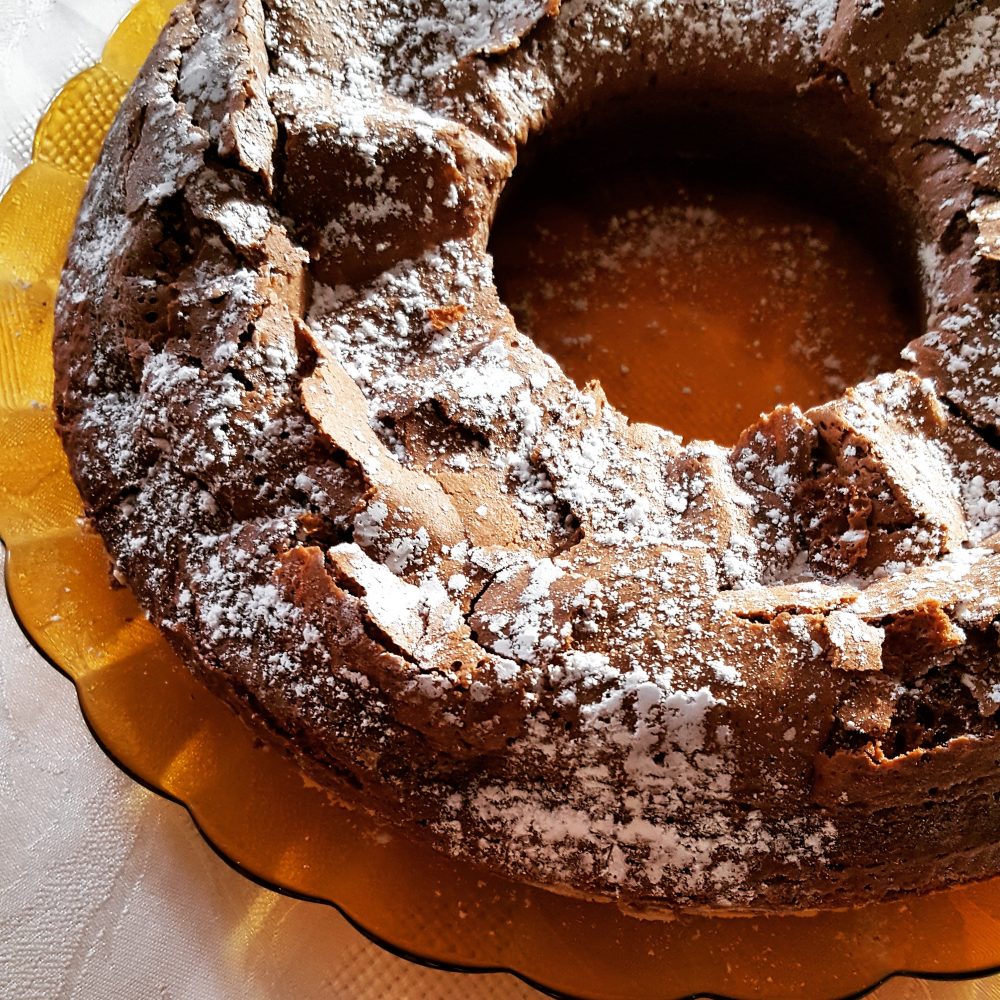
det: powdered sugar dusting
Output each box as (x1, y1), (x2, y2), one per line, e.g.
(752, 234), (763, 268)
(53, 0), (1000, 910)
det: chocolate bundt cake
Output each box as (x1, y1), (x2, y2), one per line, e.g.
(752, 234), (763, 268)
(55, 0), (1000, 912)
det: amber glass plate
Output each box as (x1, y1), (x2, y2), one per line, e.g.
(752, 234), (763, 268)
(2, 4), (1000, 998)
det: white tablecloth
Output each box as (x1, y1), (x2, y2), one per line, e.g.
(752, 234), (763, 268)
(0, 3), (994, 999)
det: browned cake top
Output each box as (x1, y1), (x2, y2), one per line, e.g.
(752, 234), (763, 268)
(55, 0), (1000, 910)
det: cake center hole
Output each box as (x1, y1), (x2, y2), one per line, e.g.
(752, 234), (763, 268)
(491, 127), (918, 446)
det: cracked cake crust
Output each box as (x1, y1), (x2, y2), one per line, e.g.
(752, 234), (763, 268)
(55, 0), (1000, 911)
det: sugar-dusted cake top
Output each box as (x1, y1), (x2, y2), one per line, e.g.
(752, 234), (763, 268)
(55, 0), (1000, 910)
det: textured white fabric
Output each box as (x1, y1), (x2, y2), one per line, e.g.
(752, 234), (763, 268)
(0, 4), (996, 999)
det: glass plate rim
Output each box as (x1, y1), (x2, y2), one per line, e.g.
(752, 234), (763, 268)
(1, 3), (999, 998)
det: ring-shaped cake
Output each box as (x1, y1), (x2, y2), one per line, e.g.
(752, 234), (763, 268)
(55, 0), (1000, 911)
